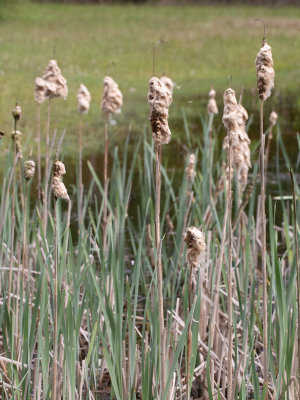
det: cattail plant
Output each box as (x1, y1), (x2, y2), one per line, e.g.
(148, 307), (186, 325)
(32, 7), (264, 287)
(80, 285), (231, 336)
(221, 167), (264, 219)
(265, 110), (278, 176)
(100, 75), (123, 248)
(23, 160), (35, 282)
(40, 58), (68, 233)
(8, 103), (22, 310)
(51, 159), (69, 400)
(207, 88), (218, 136)
(34, 77), (46, 200)
(148, 72), (173, 396)
(77, 84), (91, 225)
(183, 226), (206, 400)
(255, 30), (275, 396)
(221, 87), (238, 400)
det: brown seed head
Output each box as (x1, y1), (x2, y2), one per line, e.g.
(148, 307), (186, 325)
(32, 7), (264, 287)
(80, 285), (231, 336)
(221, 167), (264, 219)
(12, 103), (22, 121)
(42, 59), (68, 99)
(255, 41), (275, 101)
(11, 130), (23, 158)
(207, 88), (218, 115)
(51, 160), (69, 200)
(77, 84), (91, 114)
(148, 76), (172, 145)
(24, 160), (36, 180)
(34, 77), (46, 104)
(101, 76), (123, 115)
(184, 226), (206, 268)
(186, 153), (196, 180)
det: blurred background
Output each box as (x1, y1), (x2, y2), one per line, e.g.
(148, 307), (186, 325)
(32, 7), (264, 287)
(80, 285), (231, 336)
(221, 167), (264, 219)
(0, 0), (299, 178)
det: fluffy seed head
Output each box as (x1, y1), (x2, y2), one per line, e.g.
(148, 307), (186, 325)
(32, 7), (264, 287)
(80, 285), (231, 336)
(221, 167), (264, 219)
(42, 59), (68, 99)
(12, 104), (22, 121)
(24, 160), (36, 180)
(11, 130), (22, 158)
(148, 76), (172, 145)
(269, 111), (278, 126)
(184, 226), (206, 268)
(186, 153), (196, 180)
(207, 88), (218, 115)
(34, 77), (46, 104)
(160, 75), (174, 97)
(51, 160), (69, 200)
(101, 76), (123, 115)
(222, 89), (238, 131)
(77, 84), (91, 114)
(255, 41), (275, 101)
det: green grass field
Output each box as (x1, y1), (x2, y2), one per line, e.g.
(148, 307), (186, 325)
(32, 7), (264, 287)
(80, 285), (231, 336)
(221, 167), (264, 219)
(0, 1), (300, 154)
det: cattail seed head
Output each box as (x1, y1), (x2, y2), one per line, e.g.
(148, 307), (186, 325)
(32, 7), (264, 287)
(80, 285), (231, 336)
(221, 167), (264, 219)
(42, 59), (68, 99)
(160, 75), (174, 97)
(148, 76), (172, 145)
(77, 84), (91, 114)
(24, 160), (36, 180)
(207, 88), (218, 115)
(12, 103), (22, 121)
(51, 160), (69, 200)
(101, 76), (123, 115)
(184, 226), (206, 268)
(186, 153), (196, 180)
(34, 77), (46, 104)
(269, 110), (278, 127)
(11, 130), (22, 158)
(222, 88), (238, 132)
(255, 41), (275, 101)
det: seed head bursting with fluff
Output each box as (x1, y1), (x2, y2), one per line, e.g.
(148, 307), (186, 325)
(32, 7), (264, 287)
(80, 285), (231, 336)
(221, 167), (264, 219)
(269, 111), (278, 127)
(184, 226), (206, 269)
(148, 76), (173, 145)
(160, 75), (174, 96)
(255, 40), (275, 101)
(51, 160), (69, 200)
(77, 84), (91, 114)
(207, 88), (218, 115)
(101, 76), (123, 115)
(221, 88), (251, 191)
(35, 59), (68, 100)
(11, 130), (23, 158)
(24, 160), (36, 180)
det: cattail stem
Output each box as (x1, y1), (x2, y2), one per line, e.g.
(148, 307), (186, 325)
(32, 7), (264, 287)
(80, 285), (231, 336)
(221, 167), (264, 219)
(103, 115), (109, 251)
(22, 182), (28, 286)
(43, 98), (51, 234)
(290, 169), (300, 385)
(37, 104), (41, 200)
(8, 118), (17, 311)
(186, 265), (193, 400)
(227, 131), (233, 400)
(260, 99), (268, 396)
(265, 124), (273, 178)
(53, 196), (58, 400)
(78, 113), (83, 226)
(155, 143), (166, 396)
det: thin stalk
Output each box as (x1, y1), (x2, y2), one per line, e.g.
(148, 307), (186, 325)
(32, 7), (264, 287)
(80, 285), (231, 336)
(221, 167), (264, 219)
(52, 196), (58, 400)
(103, 114), (109, 252)
(155, 143), (166, 396)
(227, 131), (233, 400)
(186, 265), (193, 400)
(265, 123), (273, 178)
(37, 104), (41, 200)
(290, 168), (300, 385)
(22, 182), (28, 283)
(260, 99), (268, 396)
(43, 98), (51, 234)
(78, 113), (83, 226)
(8, 118), (17, 311)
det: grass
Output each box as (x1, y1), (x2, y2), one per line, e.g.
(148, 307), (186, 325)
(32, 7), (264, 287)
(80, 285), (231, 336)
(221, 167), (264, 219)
(0, 1), (300, 155)
(0, 100), (299, 398)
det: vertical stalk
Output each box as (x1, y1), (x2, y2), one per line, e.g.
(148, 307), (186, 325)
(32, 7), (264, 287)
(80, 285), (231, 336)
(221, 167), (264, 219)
(155, 144), (166, 396)
(37, 104), (41, 200)
(260, 99), (268, 396)
(78, 113), (83, 226)
(186, 265), (193, 400)
(227, 132), (233, 400)
(290, 169), (300, 385)
(52, 196), (58, 400)
(43, 98), (51, 234)
(8, 118), (17, 311)
(265, 124), (273, 179)
(103, 115), (109, 252)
